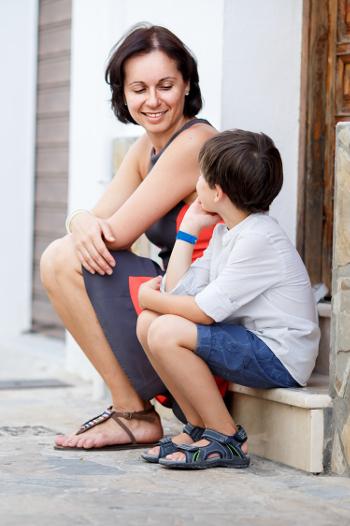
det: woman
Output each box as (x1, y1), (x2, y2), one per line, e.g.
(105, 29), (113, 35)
(41, 24), (218, 450)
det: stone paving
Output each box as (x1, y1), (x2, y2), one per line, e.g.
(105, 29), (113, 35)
(1, 333), (350, 526)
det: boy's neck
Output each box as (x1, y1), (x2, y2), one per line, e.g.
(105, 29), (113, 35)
(219, 205), (250, 230)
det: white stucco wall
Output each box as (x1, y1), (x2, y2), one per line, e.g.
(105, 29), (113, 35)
(221, 0), (303, 243)
(0, 0), (38, 337)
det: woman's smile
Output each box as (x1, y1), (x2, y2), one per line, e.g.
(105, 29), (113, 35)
(141, 110), (168, 122)
(124, 50), (189, 141)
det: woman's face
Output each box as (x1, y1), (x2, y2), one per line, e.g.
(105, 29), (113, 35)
(123, 50), (189, 134)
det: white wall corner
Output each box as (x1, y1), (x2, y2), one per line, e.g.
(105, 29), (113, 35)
(0, 0), (38, 337)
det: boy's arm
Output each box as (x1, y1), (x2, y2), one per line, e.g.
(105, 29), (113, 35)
(139, 278), (214, 324)
(164, 227), (200, 291)
(164, 198), (220, 291)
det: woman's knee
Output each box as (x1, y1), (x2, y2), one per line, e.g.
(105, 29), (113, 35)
(40, 236), (78, 292)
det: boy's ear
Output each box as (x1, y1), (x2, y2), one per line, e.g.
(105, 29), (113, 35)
(214, 185), (224, 202)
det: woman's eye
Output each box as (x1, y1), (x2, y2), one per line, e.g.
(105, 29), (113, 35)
(134, 89), (145, 94)
(160, 85), (173, 90)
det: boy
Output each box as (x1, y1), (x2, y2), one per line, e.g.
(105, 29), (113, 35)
(136, 129), (320, 470)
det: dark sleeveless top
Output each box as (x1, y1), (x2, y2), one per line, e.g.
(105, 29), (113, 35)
(144, 118), (211, 266)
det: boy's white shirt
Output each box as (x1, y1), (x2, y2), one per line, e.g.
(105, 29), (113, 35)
(162, 213), (320, 386)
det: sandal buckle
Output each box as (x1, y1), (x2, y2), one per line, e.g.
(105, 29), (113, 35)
(123, 411), (133, 420)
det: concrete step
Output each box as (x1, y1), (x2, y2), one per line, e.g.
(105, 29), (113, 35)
(229, 373), (332, 473)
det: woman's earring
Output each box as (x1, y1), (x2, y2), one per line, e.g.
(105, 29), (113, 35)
(185, 91), (190, 96)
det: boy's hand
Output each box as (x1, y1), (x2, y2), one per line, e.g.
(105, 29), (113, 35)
(181, 198), (221, 235)
(138, 276), (162, 309)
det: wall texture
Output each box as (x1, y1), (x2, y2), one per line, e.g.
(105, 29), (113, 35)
(221, 0), (303, 244)
(330, 123), (350, 475)
(0, 1), (38, 336)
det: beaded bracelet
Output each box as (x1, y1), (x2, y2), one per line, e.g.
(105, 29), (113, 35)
(176, 230), (198, 245)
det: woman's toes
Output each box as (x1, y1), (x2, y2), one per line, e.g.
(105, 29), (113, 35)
(54, 434), (65, 446)
(81, 440), (93, 449)
(66, 437), (79, 447)
(76, 437), (87, 448)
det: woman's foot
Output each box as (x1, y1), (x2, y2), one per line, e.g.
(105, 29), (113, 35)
(54, 407), (163, 449)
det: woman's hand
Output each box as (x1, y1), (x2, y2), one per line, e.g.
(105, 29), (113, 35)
(69, 211), (117, 275)
(138, 276), (162, 309)
(180, 198), (221, 235)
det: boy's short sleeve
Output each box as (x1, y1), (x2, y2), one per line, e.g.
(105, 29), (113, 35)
(195, 233), (282, 322)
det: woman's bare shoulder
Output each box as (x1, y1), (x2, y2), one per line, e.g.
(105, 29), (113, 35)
(170, 121), (218, 153)
(158, 122), (217, 166)
(182, 120), (218, 139)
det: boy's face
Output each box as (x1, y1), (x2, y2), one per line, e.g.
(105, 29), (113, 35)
(196, 173), (219, 213)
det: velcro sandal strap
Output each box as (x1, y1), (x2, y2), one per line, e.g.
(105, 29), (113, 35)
(234, 425), (247, 443)
(158, 436), (179, 457)
(202, 428), (228, 443)
(183, 423), (204, 442)
(203, 426), (248, 445)
(176, 443), (199, 452)
(159, 436), (173, 445)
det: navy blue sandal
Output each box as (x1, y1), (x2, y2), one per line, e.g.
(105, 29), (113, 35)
(141, 422), (204, 463)
(158, 426), (250, 470)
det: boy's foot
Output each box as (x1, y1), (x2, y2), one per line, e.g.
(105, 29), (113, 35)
(164, 426), (248, 463)
(142, 423), (205, 463)
(145, 432), (193, 457)
(54, 406), (163, 450)
(162, 437), (248, 462)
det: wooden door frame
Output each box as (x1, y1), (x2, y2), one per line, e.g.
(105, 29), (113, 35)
(297, 0), (338, 292)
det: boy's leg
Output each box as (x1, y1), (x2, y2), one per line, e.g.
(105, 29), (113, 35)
(145, 315), (247, 460)
(137, 310), (205, 455)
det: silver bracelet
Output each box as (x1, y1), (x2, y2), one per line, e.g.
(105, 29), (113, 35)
(65, 209), (90, 234)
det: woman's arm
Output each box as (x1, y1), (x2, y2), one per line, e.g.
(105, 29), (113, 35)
(69, 124), (216, 272)
(91, 135), (148, 218)
(106, 125), (217, 249)
(67, 136), (147, 274)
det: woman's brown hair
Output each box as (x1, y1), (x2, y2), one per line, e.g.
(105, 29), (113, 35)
(105, 23), (203, 124)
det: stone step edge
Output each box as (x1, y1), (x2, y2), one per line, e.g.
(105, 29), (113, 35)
(228, 375), (332, 409)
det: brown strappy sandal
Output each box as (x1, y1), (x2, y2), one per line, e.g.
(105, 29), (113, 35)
(54, 406), (161, 451)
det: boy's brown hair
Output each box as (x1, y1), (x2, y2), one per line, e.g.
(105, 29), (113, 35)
(199, 129), (283, 213)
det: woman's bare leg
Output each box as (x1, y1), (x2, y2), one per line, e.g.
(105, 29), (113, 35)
(40, 236), (163, 448)
(145, 314), (248, 461)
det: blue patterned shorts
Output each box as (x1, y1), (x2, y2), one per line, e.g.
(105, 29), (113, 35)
(196, 324), (300, 389)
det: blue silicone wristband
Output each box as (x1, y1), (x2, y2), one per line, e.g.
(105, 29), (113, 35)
(176, 230), (198, 245)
